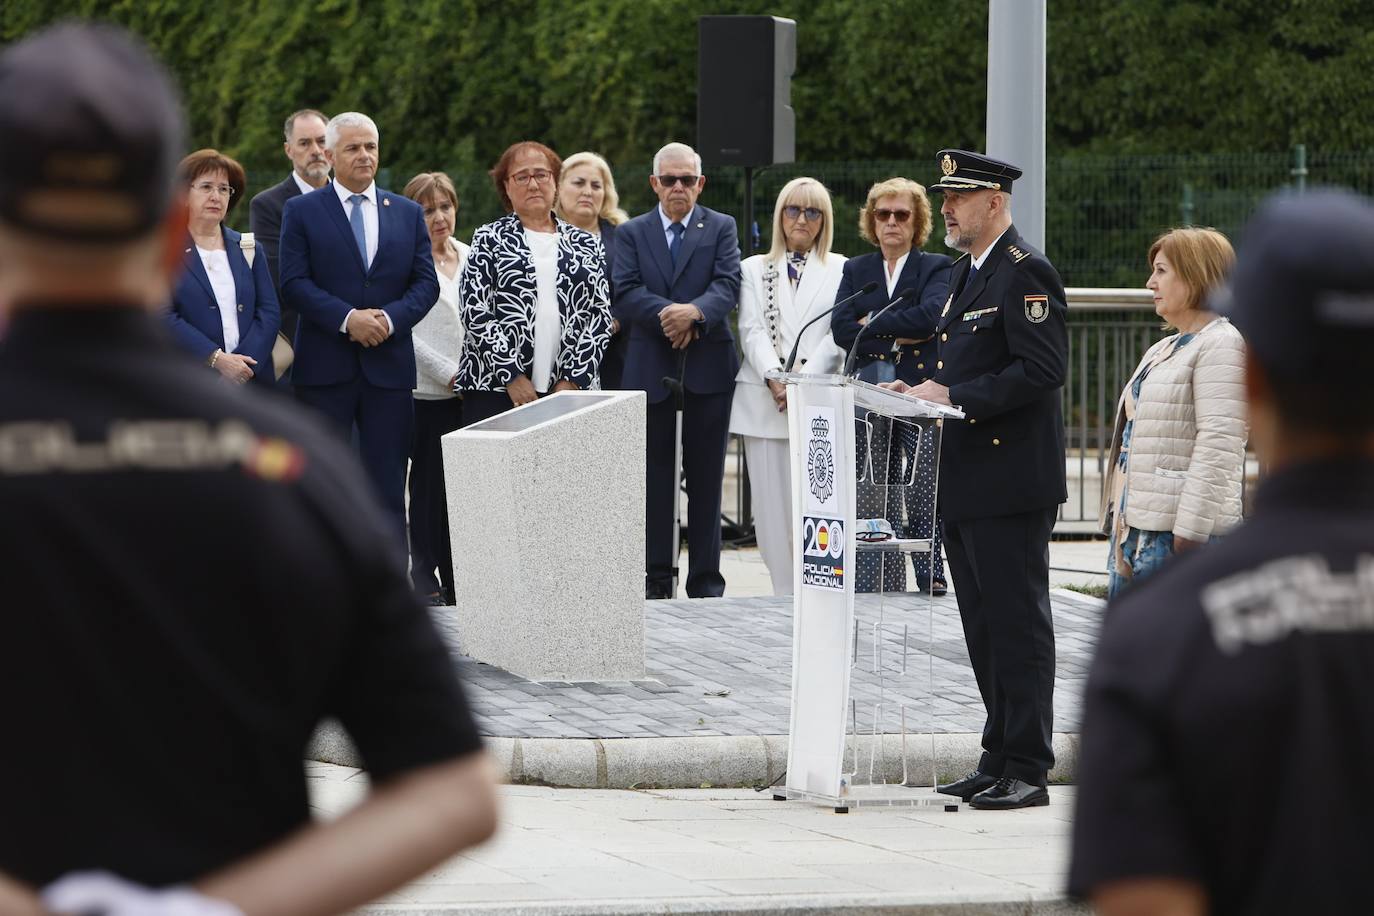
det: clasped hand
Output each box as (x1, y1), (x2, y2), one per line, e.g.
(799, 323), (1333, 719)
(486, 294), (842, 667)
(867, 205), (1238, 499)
(658, 303), (702, 350)
(347, 309), (391, 347)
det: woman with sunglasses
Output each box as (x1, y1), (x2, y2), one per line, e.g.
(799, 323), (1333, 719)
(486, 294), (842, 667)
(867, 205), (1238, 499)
(831, 177), (951, 594)
(165, 149), (280, 385)
(455, 141), (612, 426)
(729, 178), (848, 596)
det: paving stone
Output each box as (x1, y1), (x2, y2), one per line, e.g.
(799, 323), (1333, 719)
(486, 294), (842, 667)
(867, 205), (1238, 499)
(437, 591), (1098, 740)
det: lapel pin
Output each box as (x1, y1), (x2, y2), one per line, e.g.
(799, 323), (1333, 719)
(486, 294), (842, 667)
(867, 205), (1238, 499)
(696, 222), (704, 229)
(382, 198), (390, 207)
(184, 247), (192, 254)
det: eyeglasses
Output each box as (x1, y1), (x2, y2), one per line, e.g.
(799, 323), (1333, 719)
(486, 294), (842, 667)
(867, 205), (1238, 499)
(783, 205), (823, 222)
(874, 208), (912, 224)
(656, 174), (700, 187)
(192, 182), (234, 198)
(510, 169), (554, 186)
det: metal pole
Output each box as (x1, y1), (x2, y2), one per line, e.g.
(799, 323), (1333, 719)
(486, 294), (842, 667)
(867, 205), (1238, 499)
(1181, 182), (1195, 227)
(1292, 143), (1308, 193)
(986, 0), (1047, 250)
(736, 166), (756, 541)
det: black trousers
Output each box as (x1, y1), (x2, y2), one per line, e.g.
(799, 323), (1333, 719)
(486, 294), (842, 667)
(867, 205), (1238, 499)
(646, 388), (733, 598)
(942, 506), (1057, 785)
(408, 396), (464, 596)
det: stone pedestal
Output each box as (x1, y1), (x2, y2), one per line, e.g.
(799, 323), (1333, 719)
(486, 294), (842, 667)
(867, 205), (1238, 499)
(441, 391), (646, 681)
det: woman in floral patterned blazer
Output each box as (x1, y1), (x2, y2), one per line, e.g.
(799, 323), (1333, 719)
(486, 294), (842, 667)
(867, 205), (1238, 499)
(455, 141), (613, 425)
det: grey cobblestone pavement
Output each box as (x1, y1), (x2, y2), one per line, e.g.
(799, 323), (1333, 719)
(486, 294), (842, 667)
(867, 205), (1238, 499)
(433, 590), (1104, 740)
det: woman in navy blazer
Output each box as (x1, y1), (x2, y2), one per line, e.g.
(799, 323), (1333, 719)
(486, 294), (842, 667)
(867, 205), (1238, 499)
(166, 149), (279, 385)
(831, 178), (951, 595)
(555, 151), (628, 388)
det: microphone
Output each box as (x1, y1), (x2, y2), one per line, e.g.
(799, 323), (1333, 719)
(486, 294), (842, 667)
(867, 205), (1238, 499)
(782, 280), (879, 373)
(843, 287), (915, 377)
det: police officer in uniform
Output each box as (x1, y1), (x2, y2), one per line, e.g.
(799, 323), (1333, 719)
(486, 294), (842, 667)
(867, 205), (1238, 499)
(885, 150), (1068, 809)
(0, 25), (497, 914)
(1070, 190), (1374, 915)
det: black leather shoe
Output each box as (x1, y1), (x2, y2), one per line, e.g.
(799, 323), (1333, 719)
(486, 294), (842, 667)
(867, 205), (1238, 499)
(936, 770), (997, 801)
(970, 776), (1049, 809)
(645, 582), (674, 600)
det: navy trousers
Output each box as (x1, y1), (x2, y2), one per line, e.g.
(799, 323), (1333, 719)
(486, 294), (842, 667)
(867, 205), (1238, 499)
(941, 506), (1057, 786)
(297, 378), (413, 557)
(645, 388), (733, 598)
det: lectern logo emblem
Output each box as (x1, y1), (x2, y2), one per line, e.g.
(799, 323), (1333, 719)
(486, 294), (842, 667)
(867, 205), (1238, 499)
(807, 415), (835, 506)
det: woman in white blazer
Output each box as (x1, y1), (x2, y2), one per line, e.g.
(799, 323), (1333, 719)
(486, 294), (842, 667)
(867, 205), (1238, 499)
(1101, 227), (1247, 597)
(403, 171), (471, 605)
(730, 178), (847, 595)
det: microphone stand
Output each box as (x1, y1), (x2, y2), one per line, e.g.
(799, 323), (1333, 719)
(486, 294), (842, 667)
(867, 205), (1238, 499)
(781, 280), (879, 373)
(842, 287), (915, 377)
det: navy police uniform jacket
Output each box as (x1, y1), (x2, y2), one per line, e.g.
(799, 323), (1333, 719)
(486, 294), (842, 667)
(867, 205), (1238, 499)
(934, 225), (1068, 521)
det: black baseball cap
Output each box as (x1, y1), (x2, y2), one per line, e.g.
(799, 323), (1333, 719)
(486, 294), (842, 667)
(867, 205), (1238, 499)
(0, 22), (185, 242)
(930, 149), (1022, 194)
(1215, 189), (1374, 382)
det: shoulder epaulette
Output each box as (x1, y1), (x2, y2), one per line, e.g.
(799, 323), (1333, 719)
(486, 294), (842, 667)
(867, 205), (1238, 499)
(1005, 241), (1033, 265)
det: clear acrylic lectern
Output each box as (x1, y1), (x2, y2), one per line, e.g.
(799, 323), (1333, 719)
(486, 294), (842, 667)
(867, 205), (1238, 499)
(765, 370), (964, 813)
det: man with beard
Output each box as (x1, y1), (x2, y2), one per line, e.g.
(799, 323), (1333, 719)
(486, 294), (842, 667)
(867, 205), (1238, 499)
(250, 109), (330, 357)
(884, 149), (1068, 809)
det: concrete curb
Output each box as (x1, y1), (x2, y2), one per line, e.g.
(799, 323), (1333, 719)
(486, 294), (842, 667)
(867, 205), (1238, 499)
(309, 723), (1080, 789)
(359, 890), (1087, 915)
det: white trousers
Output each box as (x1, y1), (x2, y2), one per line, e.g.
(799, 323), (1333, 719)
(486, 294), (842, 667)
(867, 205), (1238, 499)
(743, 435), (794, 596)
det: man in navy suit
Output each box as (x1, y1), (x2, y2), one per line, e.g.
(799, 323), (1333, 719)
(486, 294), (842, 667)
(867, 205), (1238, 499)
(614, 142), (741, 599)
(279, 111), (439, 552)
(249, 108), (330, 341)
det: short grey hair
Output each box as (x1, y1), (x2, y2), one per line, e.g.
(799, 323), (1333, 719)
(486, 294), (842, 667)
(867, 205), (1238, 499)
(325, 112), (380, 150)
(652, 142), (702, 176)
(283, 109), (328, 142)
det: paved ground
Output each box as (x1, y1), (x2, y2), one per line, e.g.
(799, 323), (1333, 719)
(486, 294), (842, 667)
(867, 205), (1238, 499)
(436, 586), (1104, 741)
(305, 764), (1084, 915)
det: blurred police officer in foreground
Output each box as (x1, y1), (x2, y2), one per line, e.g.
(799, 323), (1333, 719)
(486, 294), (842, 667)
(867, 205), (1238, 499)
(0, 24), (496, 916)
(887, 150), (1068, 809)
(1070, 190), (1374, 915)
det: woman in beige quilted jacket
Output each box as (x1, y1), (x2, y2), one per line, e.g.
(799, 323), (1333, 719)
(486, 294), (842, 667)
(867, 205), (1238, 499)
(1102, 228), (1247, 597)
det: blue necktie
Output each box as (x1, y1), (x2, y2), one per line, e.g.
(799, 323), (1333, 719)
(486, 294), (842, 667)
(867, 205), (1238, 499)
(348, 194), (368, 269)
(668, 221), (685, 268)
(962, 262), (979, 296)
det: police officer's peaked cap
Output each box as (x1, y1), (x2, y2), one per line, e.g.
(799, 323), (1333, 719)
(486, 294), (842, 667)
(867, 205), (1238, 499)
(0, 23), (185, 241)
(1216, 189), (1374, 380)
(930, 149), (1022, 194)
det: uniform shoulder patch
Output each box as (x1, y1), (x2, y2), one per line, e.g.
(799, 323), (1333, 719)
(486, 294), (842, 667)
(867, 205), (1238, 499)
(1006, 242), (1032, 264)
(1024, 294), (1050, 323)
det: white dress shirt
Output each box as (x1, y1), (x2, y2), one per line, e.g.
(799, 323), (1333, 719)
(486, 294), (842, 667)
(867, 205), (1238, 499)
(332, 179), (392, 337)
(971, 227), (1011, 271)
(291, 170), (317, 196)
(526, 228), (561, 392)
(196, 246), (239, 353)
(884, 250), (911, 297)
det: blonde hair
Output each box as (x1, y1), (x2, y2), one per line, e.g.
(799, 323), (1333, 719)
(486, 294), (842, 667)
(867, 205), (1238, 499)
(858, 177), (933, 248)
(556, 151), (628, 226)
(1148, 227), (1235, 314)
(402, 171), (459, 213)
(766, 177), (835, 264)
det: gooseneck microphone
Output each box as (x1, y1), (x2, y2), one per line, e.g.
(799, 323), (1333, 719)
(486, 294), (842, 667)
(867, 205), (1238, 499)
(781, 281), (879, 373)
(843, 287), (915, 377)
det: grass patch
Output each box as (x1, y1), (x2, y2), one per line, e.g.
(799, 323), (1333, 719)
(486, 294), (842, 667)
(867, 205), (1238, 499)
(1063, 582), (1109, 600)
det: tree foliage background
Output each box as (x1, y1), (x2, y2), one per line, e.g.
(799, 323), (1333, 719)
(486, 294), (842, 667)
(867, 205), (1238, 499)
(3, 0), (1373, 281)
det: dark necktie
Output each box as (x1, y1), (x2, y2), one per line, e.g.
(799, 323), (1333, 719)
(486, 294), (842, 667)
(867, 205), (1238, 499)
(348, 194), (369, 269)
(962, 262), (979, 296)
(669, 222), (685, 268)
